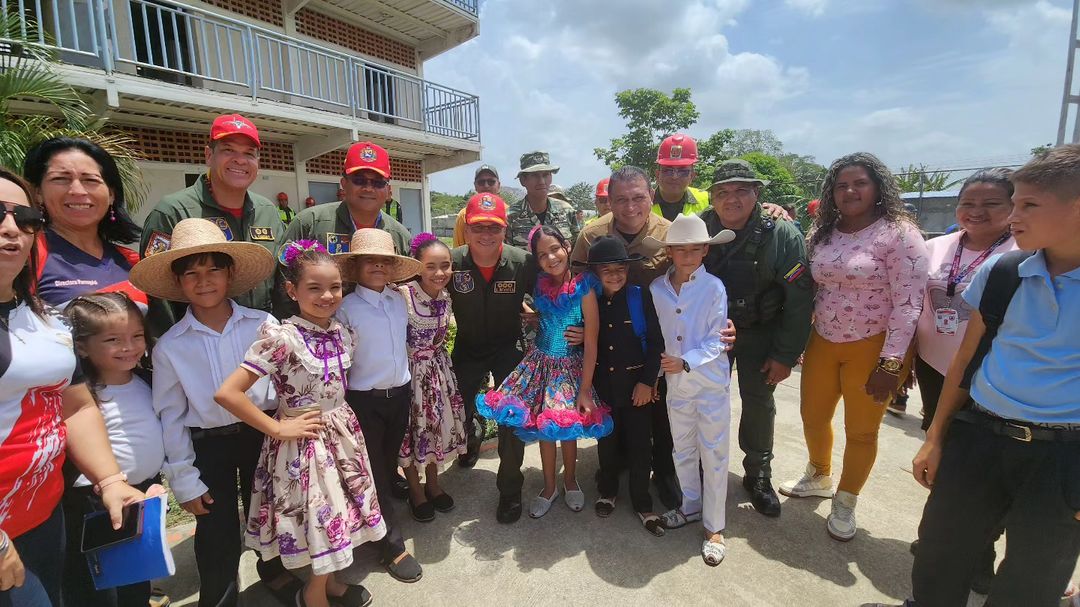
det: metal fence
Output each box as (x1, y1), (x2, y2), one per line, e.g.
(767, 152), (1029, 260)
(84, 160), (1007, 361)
(2, 0), (480, 142)
(439, 0), (477, 17)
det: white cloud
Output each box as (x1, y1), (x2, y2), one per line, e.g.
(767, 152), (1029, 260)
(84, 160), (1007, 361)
(785, 0), (828, 17)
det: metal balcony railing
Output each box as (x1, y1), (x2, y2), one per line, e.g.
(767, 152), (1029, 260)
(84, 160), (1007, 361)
(2, 0), (481, 142)
(438, 0), (477, 17)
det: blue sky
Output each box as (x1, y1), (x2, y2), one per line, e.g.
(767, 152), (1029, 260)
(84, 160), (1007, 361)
(424, 0), (1071, 194)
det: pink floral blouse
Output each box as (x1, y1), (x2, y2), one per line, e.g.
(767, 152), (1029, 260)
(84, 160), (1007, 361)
(810, 217), (929, 359)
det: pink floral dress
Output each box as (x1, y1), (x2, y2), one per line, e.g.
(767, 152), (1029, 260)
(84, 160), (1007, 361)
(396, 281), (468, 468)
(241, 317), (386, 575)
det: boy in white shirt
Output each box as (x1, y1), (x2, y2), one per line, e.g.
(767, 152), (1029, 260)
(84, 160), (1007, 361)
(646, 214), (735, 567)
(130, 218), (278, 607)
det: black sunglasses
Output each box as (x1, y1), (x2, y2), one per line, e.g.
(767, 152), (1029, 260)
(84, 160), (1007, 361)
(346, 175), (388, 189)
(476, 178), (497, 187)
(1, 203), (45, 234)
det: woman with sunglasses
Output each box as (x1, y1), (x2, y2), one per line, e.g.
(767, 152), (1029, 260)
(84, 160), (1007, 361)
(0, 168), (149, 607)
(22, 138), (146, 311)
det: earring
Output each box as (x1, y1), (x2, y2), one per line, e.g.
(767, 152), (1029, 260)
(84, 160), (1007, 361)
(875, 198), (883, 206)
(109, 204), (117, 222)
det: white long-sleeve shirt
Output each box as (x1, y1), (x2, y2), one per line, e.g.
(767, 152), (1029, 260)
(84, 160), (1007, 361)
(650, 265), (730, 398)
(337, 285), (410, 391)
(152, 302), (276, 503)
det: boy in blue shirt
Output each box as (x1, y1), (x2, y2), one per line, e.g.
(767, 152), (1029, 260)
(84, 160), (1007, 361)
(902, 145), (1080, 606)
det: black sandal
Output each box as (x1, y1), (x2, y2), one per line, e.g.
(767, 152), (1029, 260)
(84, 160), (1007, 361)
(638, 512), (666, 537)
(408, 497), (436, 522)
(330, 584), (373, 607)
(425, 484), (455, 512)
(594, 497), (616, 518)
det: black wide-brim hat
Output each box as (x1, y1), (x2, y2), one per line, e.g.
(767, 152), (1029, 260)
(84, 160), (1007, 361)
(583, 235), (645, 265)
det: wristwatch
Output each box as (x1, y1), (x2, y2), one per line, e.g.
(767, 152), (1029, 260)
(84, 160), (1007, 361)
(682, 360), (691, 373)
(877, 357), (903, 375)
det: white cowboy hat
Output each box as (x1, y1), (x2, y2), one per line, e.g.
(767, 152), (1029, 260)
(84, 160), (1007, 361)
(129, 218), (275, 303)
(335, 228), (422, 283)
(643, 213), (736, 247)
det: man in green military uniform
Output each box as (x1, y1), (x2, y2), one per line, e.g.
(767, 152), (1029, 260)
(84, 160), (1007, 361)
(273, 141), (411, 317)
(505, 151), (579, 248)
(140, 114), (285, 337)
(652, 133), (711, 221)
(449, 192), (537, 524)
(700, 159), (814, 517)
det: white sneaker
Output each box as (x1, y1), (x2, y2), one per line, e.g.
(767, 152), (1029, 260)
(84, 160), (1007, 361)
(779, 463), (833, 498)
(827, 490), (858, 541)
(529, 487), (559, 519)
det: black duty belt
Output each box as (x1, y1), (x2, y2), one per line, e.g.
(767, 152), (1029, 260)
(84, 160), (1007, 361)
(349, 384), (409, 399)
(956, 407), (1080, 443)
(190, 422), (245, 441)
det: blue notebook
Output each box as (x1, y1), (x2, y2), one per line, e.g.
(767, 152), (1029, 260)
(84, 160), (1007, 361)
(86, 494), (176, 590)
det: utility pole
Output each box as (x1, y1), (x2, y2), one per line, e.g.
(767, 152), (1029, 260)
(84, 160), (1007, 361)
(1058, 0), (1080, 145)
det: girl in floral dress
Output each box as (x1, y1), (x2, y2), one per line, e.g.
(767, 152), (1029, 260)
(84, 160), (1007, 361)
(477, 226), (613, 519)
(215, 241), (385, 607)
(396, 233), (468, 522)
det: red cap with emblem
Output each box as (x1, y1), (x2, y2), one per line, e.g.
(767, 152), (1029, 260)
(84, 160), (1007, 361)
(210, 114), (261, 148)
(465, 192), (507, 226)
(656, 133), (698, 167)
(344, 141), (391, 178)
(596, 177), (610, 198)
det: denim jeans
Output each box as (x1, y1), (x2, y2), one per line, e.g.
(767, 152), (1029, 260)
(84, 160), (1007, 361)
(0, 505), (65, 607)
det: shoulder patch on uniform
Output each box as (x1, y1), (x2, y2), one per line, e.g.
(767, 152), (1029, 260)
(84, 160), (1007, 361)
(250, 226), (274, 241)
(208, 216), (233, 241)
(494, 280), (516, 294)
(452, 271), (475, 294)
(145, 231), (171, 256)
(326, 233), (351, 254)
(784, 262), (806, 283)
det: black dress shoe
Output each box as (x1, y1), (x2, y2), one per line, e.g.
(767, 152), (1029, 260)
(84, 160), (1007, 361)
(391, 472), (409, 500)
(653, 474), (682, 511)
(457, 448), (480, 469)
(743, 476), (781, 517)
(496, 494), (522, 524)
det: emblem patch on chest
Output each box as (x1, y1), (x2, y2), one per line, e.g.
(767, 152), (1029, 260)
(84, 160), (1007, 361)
(209, 216), (233, 241)
(144, 231), (171, 256)
(249, 226), (274, 241)
(326, 233), (351, 254)
(494, 280), (516, 294)
(453, 271), (475, 293)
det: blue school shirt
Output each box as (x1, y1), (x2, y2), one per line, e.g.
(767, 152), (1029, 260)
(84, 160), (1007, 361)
(37, 229), (137, 308)
(962, 251), (1080, 423)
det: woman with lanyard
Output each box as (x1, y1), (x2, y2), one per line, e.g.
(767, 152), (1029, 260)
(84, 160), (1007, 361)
(0, 168), (148, 607)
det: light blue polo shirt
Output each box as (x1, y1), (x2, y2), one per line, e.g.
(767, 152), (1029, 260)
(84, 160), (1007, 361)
(962, 251), (1080, 423)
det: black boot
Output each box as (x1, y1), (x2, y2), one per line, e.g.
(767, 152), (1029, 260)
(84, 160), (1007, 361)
(743, 476), (781, 517)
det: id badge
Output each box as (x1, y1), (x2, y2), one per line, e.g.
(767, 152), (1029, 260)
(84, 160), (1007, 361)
(935, 308), (959, 335)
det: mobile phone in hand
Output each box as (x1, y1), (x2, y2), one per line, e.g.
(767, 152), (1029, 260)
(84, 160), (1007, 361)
(81, 502), (144, 553)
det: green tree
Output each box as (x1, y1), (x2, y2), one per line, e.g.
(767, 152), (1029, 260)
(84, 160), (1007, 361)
(563, 181), (594, 211)
(726, 129), (784, 157)
(895, 164), (961, 193)
(1, 15), (148, 210)
(594, 88), (699, 174)
(429, 191), (466, 216)
(740, 152), (803, 207)
(1031, 143), (1053, 157)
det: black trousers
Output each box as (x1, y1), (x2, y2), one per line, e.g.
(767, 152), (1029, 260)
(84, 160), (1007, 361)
(0, 506), (64, 607)
(912, 417), (1080, 606)
(651, 377), (676, 478)
(346, 387), (410, 561)
(61, 475), (161, 607)
(913, 356), (946, 432)
(453, 345), (528, 499)
(190, 423), (263, 607)
(727, 326), (779, 479)
(596, 396), (654, 513)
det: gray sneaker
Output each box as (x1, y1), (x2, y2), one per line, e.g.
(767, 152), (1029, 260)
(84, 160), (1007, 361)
(827, 490), (858, 541)
(779, 463), (833, 498)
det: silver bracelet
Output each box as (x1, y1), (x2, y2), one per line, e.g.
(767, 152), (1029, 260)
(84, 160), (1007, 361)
(0, 530), (9, 556)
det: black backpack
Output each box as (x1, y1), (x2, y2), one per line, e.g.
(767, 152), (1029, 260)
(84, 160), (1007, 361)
(959, 249), (1034, 390)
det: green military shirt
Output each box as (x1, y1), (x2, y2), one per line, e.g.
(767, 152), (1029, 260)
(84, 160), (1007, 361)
(139, 174), (284, 337)
(700, 203), (813, 368)
(448, 244), (537, 360)
(652, 186), (710, 222)
(273, 201), (412, 317)
(505, 196), (579, 249)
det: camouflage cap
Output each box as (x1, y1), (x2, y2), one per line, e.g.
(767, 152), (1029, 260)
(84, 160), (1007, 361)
(708, 159), (769, 189)
(517, 151), (560, 177)
(548, 184), (571, 203)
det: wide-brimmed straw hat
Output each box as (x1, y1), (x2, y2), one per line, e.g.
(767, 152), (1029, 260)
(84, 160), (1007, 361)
(335, 228), (422, 283)
(643, 214), (736, 248)
(129, 218), (276, 303)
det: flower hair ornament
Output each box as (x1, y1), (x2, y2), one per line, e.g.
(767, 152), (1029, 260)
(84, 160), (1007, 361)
(409, 232), (438, 257)
(281, 239), (327, 266)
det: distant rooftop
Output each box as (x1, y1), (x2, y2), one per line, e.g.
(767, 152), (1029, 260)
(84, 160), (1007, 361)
(901, 190), (961, 199)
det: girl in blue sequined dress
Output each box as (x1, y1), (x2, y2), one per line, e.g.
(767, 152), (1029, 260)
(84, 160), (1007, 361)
(478, 226), (613, 518)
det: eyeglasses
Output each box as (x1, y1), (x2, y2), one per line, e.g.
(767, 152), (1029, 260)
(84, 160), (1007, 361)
(0, 203), (45, 234)
(475, 178), (497, 187)
(346, 175), (388, 189)
(660, 168), (692, 178)
(467, 224), (504, 234)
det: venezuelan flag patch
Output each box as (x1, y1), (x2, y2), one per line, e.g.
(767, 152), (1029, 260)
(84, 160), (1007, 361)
(784, 262), (806, 283)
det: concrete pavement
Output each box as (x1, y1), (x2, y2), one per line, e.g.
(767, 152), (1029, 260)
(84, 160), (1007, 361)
(158, 370), (1080, 606)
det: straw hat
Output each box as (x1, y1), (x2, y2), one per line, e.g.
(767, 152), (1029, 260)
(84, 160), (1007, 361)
(335, 228), (422, 283)
(129, 218), (276, 303)
(643, 214), (736, 248)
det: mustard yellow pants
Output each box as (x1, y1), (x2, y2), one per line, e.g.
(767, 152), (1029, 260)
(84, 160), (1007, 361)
(799, 330), (908, 495)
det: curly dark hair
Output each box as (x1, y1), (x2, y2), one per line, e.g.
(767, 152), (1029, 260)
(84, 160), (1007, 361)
(807, 152), (912, 255)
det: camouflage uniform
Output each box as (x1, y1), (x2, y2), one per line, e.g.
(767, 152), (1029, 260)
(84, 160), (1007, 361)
(504, 196), (579, 249)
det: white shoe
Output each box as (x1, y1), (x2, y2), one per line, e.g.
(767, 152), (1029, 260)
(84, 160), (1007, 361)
(827, 490), (858, 541)
(779, 463), (833, 498)
(529, 487), (559, 518)
(563, 484), (585, 512)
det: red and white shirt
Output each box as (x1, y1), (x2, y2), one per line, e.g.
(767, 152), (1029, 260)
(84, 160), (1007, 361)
(0, 301), (82, 538)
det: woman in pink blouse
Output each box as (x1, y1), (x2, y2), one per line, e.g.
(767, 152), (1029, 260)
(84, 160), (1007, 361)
(779, 152), (929, 542)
